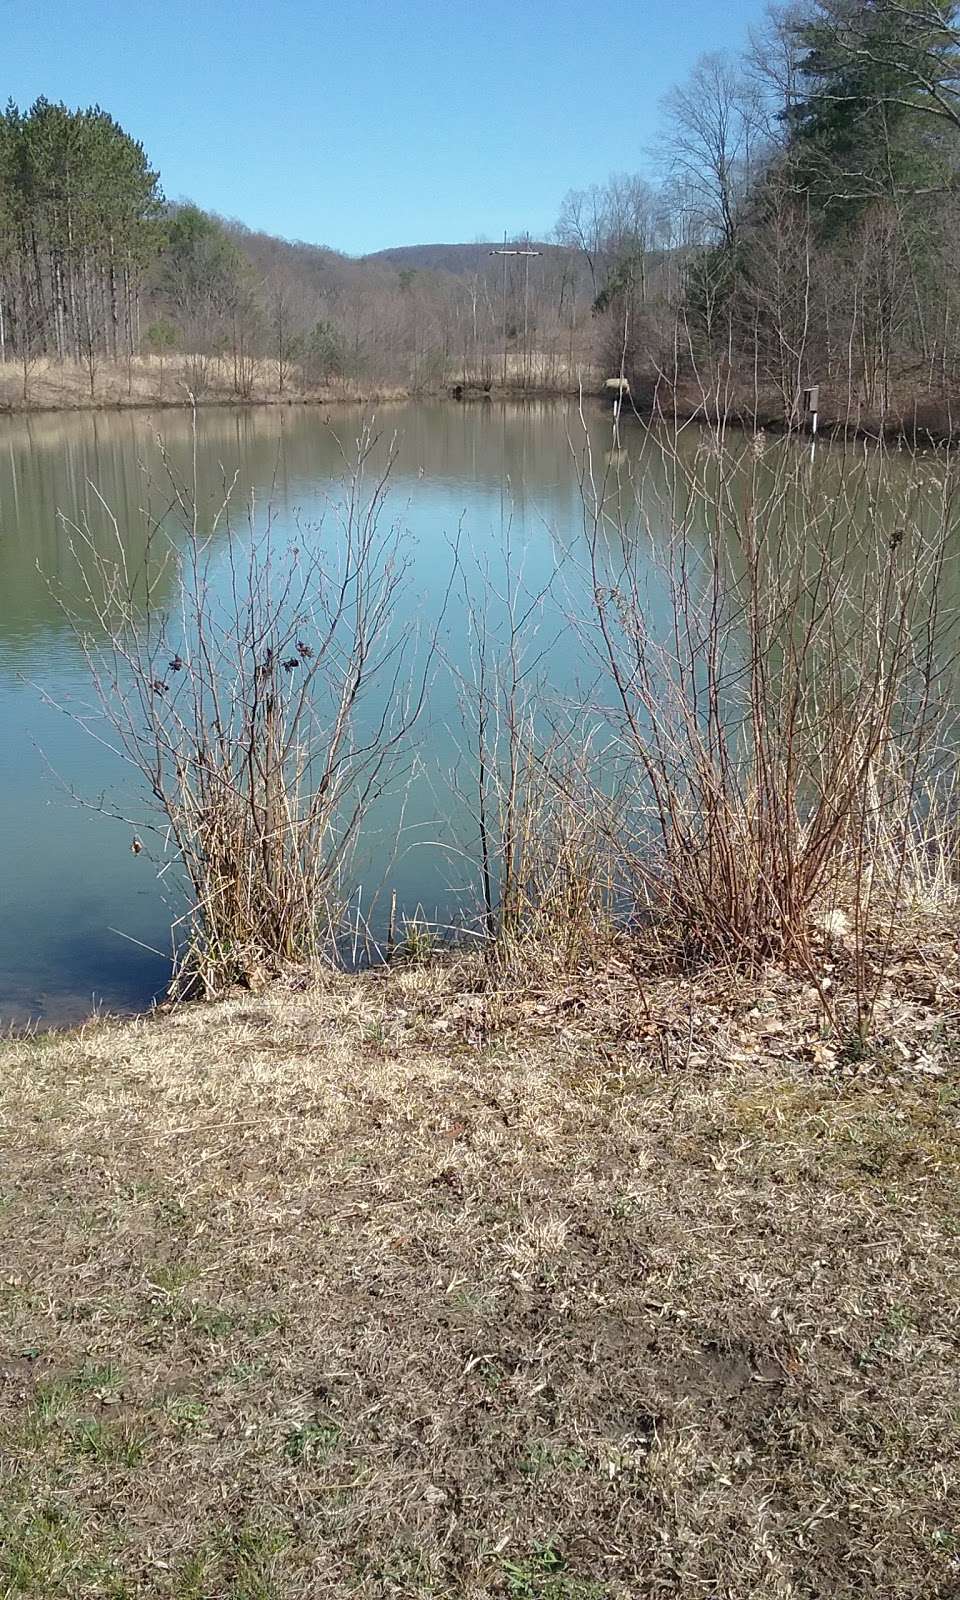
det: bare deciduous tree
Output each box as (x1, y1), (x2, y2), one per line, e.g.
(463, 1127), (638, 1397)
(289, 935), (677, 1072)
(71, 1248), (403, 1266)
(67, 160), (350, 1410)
(661, 52), (761, 247)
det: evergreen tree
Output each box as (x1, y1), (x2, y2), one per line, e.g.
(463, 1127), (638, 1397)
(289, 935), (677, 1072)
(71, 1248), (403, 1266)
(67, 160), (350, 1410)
(786, 0), (960, 226)
(0, 99), (162, 365)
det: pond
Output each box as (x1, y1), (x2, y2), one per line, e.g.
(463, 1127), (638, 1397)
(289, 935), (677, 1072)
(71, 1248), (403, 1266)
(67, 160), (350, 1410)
(0, 401), (617, 1024)
(0, 400), (956, 1027)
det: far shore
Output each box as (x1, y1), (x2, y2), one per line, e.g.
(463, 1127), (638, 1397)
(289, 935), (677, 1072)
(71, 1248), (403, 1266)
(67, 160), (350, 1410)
(0, 353), (596, 417)
(2, 355), (956, 449)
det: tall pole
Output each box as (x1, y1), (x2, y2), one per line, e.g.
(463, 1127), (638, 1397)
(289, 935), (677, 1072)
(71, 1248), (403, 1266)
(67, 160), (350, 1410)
(523, 252), (530, 389)
(500, 232), (507, 387)
(489, 240), (541, 391)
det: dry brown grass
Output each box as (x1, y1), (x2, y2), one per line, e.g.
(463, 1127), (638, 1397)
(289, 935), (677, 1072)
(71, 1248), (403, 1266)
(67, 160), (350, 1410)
(0, 356), (413, 413)
(0, 944), (958, 1599)
(0, 356), (591, 414)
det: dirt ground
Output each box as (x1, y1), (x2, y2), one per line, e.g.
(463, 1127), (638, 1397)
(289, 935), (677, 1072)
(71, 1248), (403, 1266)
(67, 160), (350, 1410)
(0, 951), (958, 1598)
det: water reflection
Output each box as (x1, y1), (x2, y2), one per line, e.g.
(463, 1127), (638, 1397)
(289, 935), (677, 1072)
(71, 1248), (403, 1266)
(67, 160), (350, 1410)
(0, 400), (956, 1026)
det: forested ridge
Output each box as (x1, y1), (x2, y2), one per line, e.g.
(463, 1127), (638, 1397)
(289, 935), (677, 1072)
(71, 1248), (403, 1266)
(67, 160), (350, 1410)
(4, 0), (960, 428)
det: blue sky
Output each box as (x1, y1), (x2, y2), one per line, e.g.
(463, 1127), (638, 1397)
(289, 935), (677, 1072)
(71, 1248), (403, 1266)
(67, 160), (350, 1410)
(6, 0), (767, 255)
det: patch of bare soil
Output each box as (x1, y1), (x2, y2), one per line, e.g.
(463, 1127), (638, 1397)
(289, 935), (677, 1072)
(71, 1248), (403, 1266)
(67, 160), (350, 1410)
(0, 951), (958, 1598)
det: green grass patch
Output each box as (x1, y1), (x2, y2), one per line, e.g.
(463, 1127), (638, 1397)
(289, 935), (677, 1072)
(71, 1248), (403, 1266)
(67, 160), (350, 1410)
(283, 1417), (341, 1465)
(163, 1394), (208, 1432)
(34, 1362), (120, 1418)
(0, 1499), (128, 1597)
(175, 1520), (292, 1600)
(70, 1417), (147, 1468)
(503, 1541), (605, 1599)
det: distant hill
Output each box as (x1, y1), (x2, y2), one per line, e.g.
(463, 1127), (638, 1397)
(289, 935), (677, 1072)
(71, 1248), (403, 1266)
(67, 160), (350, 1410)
(362, 241), (560, 277)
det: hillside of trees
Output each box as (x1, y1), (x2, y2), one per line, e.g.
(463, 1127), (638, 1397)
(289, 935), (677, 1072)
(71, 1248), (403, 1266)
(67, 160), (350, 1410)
(3, 0), (960, 429)
(0, 97), (593, 403)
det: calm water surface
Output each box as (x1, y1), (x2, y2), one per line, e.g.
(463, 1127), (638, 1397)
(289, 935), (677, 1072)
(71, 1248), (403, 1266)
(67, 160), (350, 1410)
(0, 401), (630, 1024)
(0, 401), (955, 1026)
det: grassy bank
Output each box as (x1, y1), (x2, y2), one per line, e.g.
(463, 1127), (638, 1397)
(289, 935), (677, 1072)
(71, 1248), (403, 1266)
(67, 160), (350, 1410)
(0, 355), (416, 414)
(1, 940), (958, 1599)
(0, 356), (595, 415)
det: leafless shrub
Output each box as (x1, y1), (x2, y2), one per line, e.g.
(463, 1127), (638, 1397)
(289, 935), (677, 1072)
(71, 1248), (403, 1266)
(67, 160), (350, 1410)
(568, 417), (958, 1003)
(443, 416), (956, 1031)
(182, 351), (213, 398)
(448, 521), (623, 981)
(53, 421), (436, 998)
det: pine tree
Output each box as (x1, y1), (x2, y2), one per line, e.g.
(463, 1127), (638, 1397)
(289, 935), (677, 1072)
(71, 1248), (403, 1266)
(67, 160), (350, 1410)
(787, 0), (960, 227)
(0, 99), (162, 367)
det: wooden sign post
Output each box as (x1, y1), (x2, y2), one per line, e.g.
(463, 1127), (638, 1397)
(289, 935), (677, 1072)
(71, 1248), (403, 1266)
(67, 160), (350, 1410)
(802, 384), (820, 436)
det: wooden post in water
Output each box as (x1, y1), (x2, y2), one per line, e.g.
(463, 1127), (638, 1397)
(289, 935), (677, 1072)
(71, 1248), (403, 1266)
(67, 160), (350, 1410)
(604, 376), (630, 444)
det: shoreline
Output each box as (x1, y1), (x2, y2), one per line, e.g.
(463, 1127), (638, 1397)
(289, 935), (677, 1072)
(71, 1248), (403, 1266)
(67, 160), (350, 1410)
(3, 380), (956, 452)
(654, 397), (960, 451)
(0, 354), (596, 418)
(0, 385), (592, 420)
